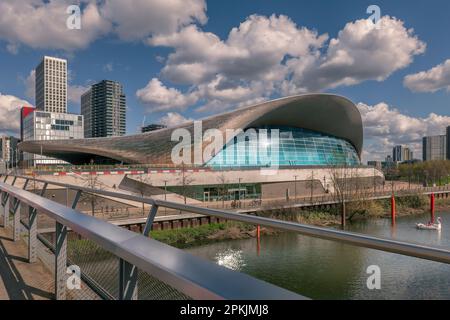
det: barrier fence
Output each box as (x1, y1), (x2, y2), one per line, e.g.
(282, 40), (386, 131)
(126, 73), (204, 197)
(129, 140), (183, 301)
(1, 173), (449, 300)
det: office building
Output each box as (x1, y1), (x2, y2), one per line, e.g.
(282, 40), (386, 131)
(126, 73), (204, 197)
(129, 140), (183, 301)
(81, 80), (126, 138)
(446, 126), (450, 160)
(392, 145), (413, 162)
(35, 56), (67, 113)
(0, 135), (20, 167)
(423, 135), (447, 161)
(22, 110), (83, 166)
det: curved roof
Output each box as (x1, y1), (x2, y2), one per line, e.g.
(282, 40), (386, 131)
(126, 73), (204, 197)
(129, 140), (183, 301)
(19, 94), (363, 165)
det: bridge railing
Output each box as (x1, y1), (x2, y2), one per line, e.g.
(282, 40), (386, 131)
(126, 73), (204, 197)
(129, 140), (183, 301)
(1, 174), (450, 300)
(0, 176), (304, 300)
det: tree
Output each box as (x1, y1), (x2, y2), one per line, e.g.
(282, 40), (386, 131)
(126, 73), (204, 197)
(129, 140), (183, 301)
(216, 172), (228, 208)
(132, 174), (153, 215)
(178, 163), (194, 204)
(80, 174), (104, 216)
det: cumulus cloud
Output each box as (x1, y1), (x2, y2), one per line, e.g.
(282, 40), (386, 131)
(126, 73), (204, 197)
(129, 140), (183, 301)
(140, 14), (425, 113)
(358, 102), (450, 161)
(136, 78), (198, 112)
(404, 59), (450, 93)
(159, 112), (193, 127)
(0, 0), (206, 52)
(100, 0), (207, 41)
(287, 16), (426, 93)
(0, 93), (31, 135)
(0, 0), (111, 52)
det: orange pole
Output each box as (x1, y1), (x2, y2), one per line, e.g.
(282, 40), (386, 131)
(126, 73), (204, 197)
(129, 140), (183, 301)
(430, 193), (435, 223)
(391, 195), (396, 226)
(257, 225), (260, 240)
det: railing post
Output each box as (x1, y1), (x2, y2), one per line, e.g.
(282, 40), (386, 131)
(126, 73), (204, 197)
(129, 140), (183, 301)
(13, 197), (21, 242)
(0, 191), (5, 227)
(142, 204), (159, 237)
(55, 222), (67, 300)
(28, 205), (38, 263)
(3, 194), (10, 228)
(119, 258), (138, 300)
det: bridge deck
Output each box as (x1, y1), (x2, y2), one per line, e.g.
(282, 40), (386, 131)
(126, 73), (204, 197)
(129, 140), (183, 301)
(0, 227), (53, 300)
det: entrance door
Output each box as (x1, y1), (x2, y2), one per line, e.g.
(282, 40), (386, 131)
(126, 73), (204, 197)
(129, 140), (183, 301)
(203, 191), (210, 202)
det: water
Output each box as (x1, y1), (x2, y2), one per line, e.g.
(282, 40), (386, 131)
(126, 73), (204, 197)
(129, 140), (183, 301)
(185, 213), (450, 299)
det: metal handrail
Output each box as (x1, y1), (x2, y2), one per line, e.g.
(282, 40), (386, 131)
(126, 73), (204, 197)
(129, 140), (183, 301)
(0, 180), (304, 300)
(3, 174), (450, 265)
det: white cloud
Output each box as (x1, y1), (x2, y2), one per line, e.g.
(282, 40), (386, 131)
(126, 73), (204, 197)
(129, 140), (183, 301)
(0, 93), (31, 135)
(358, 102), (450, 161)
(404, 59), (450, 93)
(0, 0), (111, 52)
(159, 112), (193, 127)
(136, 78), (198, 112)
(100, 0), (207, 41)
(0, 0), (206, 52)
(142, 14), (425, 113)
(287, 16), (426, 93)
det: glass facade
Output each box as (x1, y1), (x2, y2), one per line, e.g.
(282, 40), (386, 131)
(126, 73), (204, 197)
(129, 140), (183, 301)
(23, 111), (84, 165)
(207, 126), (360, 168)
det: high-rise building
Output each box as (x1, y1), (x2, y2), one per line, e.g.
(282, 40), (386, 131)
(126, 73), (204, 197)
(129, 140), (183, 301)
(446, 126), (450, 160)
(81, 80), (126, 138)
(392, 145), (413, 162)
(81, 89), (92, 138)
(22, 110), (84, 166)
(423, 135), (447, 161)
(35, 56), (67, 113)
(0, 135), (20, 167)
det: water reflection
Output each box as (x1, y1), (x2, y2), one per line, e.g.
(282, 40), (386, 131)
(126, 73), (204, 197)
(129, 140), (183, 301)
(215, 249), (246, 271)
(186, 212), (450, 299)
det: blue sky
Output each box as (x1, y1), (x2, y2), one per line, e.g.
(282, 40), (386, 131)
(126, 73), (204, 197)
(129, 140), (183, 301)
(0, 0), (450, 161)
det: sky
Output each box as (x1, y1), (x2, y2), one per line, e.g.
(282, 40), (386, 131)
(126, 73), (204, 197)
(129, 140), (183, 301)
(0, 0), (450, 162)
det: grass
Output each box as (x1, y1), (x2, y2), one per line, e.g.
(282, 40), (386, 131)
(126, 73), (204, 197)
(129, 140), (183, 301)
(150, 221), (256, 248)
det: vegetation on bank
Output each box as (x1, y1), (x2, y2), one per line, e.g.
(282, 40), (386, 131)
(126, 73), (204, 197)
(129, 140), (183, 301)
(150, 221), (266, 249)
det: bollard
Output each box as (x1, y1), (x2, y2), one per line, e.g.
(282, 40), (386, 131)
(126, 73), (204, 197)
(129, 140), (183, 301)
(391, 194), (396, 226)
(430, 193), (435, 223)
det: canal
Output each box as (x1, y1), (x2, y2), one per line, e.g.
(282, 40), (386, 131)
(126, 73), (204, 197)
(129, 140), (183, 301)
(185, 212), (450, 299)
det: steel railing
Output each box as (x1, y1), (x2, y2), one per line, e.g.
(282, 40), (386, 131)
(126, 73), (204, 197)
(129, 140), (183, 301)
(0, 178), (304, 300)
(1, 174), (450, 300)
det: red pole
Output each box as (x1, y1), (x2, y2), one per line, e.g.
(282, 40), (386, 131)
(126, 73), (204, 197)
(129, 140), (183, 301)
(430, 193), (435, 223)
(391, 194), (396, 226)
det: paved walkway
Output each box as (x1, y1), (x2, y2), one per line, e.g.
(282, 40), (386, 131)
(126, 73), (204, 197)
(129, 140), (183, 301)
(0, 227), (54, 300)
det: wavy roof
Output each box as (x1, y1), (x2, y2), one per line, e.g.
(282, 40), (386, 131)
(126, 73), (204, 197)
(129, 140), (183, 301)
(19, 94), (363, 165)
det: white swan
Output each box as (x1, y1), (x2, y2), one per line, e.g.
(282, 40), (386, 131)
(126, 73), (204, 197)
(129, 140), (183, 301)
(416, 217), (442, 231)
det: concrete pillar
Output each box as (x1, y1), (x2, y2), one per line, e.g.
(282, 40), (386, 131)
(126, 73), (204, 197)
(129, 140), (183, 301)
(192, 218), (199, 227)
(200, 217), (209, 226)
(182, 219), (190, 228)
(172, 220), (180, 229)
(152, 222), (161, 231)
(162, 221), (170, 230)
